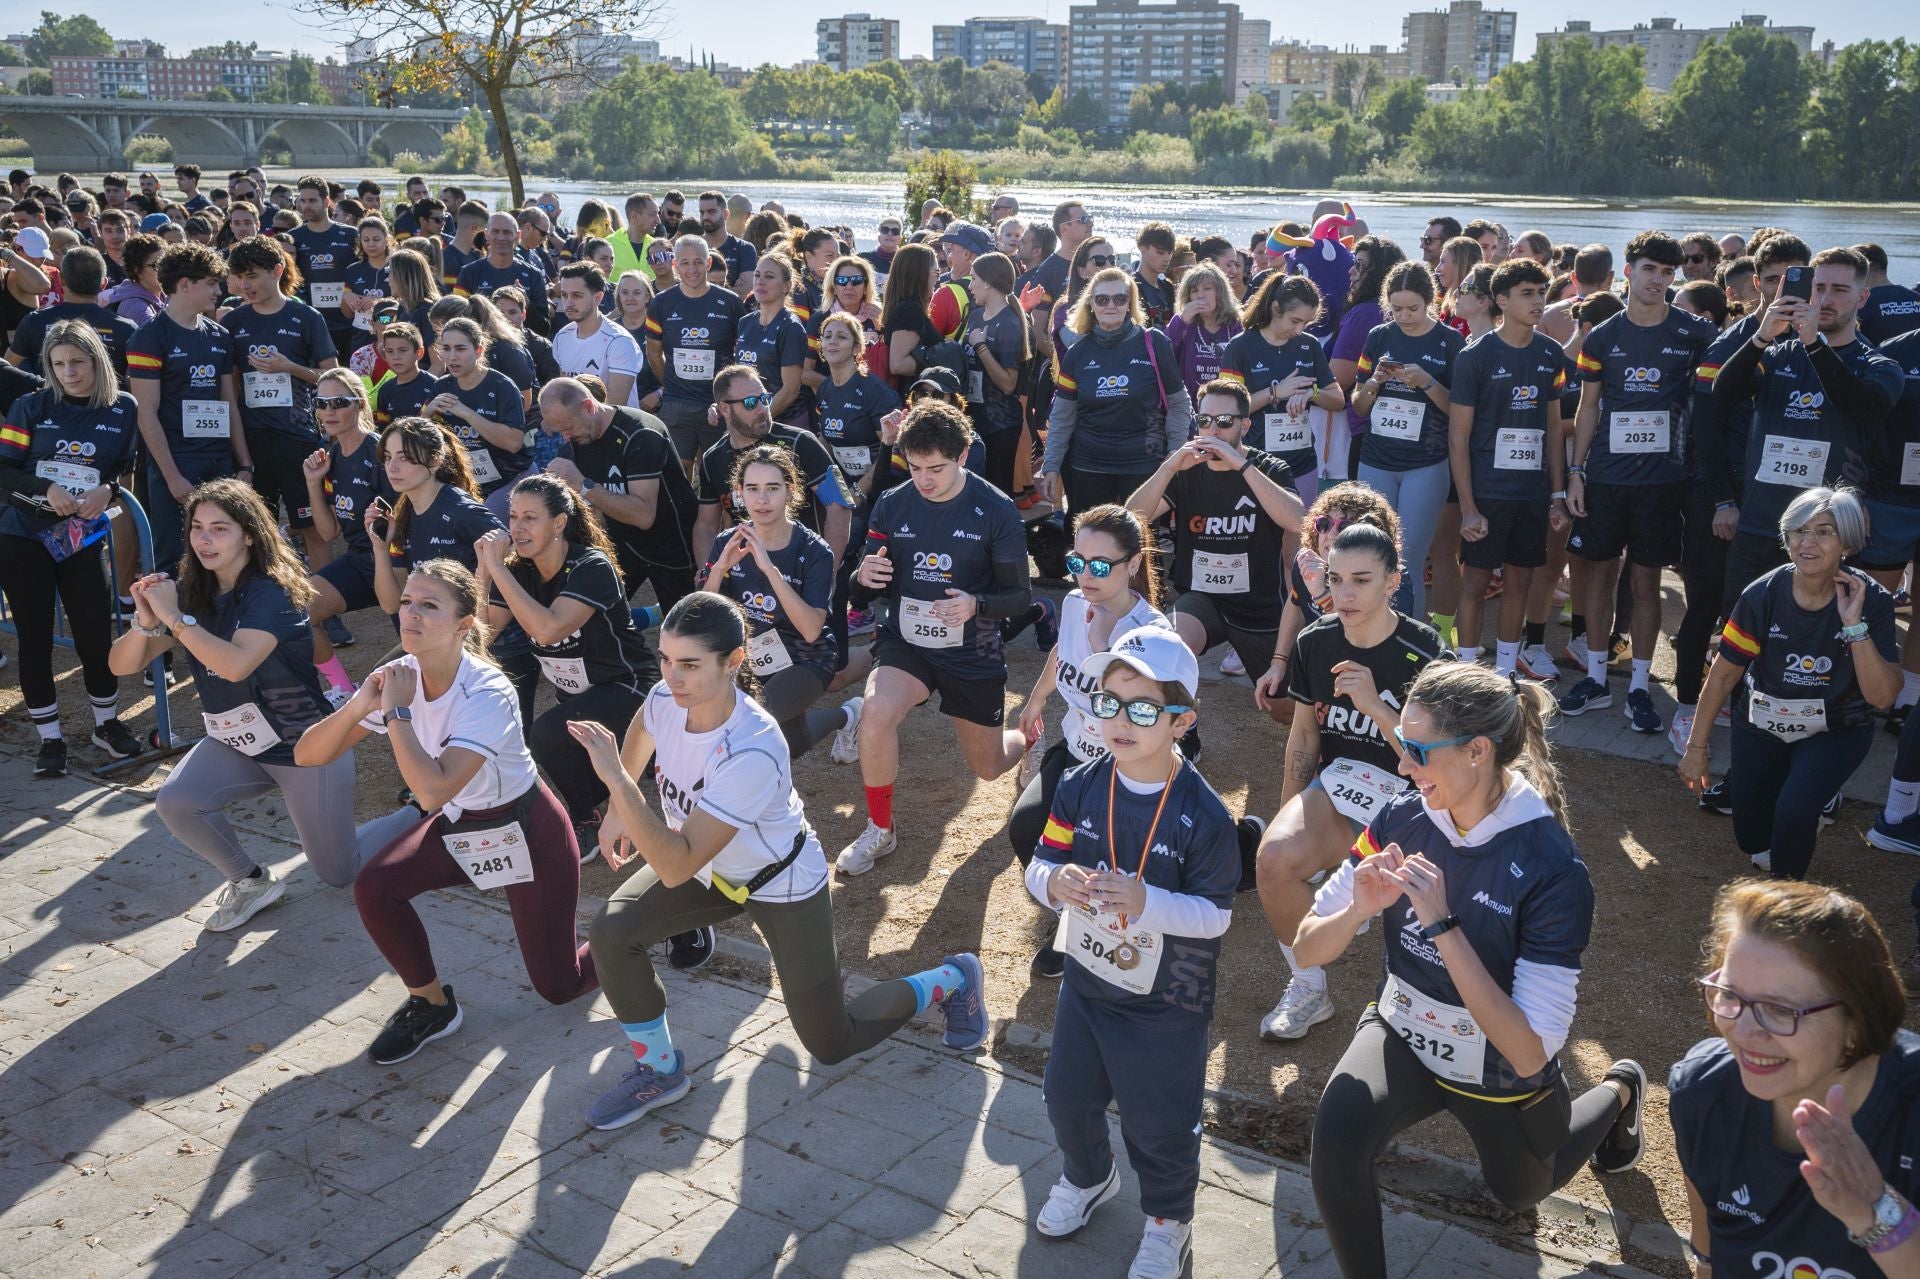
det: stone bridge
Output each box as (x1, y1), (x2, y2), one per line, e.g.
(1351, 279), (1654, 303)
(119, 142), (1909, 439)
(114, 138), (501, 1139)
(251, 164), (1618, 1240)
(0, 96), (464, 172)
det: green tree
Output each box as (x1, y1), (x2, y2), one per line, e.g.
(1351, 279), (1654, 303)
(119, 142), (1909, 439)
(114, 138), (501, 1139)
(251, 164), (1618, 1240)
(1666, 24), (1812, 194)
(740, 64), (796, 124)
(0, 42), (21, 67)
(904, 150), (976, 226)
(1189, 105), (1260, 165)
(190, 41), (260, 60)
(1366, 78), (1429, 148)
(24, 12), (113, 65)
(23, 69), (52, 96)
(283, 53), (331, 105)
(1807, 39), (1919, 198)
(1520, 37), (1652, 188)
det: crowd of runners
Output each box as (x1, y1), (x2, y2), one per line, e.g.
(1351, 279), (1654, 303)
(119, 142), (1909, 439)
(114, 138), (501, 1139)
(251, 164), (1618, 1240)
(6, 162), (1920, 1278)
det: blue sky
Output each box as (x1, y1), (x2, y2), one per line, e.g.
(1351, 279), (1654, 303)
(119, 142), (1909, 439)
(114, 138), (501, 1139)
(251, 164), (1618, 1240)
(37, 2), (1915, 72)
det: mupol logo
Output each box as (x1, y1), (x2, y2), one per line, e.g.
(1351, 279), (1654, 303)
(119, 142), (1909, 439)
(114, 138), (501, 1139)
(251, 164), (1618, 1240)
(1471, 890), (1512, 916)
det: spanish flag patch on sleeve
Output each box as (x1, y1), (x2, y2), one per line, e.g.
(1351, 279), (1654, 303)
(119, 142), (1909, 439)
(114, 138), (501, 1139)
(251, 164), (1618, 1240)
(1720, 619), (1761, 658)
(1040, 816), (1074, 853)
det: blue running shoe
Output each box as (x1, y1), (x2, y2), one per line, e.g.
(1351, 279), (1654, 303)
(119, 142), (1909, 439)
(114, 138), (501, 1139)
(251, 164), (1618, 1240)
(940, 952), (988, 1051)
(586, 1056), (691, 1131)
(1623, 688), (1662, 734)
(1868, 813), (1920, 856)
(1558, 677), (1612, 715)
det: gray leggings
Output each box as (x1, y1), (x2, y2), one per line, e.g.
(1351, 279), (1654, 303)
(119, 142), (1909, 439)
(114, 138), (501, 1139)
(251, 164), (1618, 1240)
(156, 738), (375, 887)
(590, 865), (919, 1065)
(1357, 459), (1452, 620)
(759, 664), (847, 760)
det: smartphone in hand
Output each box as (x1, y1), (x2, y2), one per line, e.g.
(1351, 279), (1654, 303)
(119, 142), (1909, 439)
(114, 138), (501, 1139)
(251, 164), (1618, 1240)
(1780, 265), (1813, 304)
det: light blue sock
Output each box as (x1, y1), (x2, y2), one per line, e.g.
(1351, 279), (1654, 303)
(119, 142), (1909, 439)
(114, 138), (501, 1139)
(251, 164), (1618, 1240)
(631, 604), (663, 631)
(902, 963), (967, 1014)
(619, 1015), (679, 1072)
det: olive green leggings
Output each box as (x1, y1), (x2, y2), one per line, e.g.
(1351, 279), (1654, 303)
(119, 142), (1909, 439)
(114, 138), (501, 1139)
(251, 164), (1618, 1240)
(589, 866), (919, 1065)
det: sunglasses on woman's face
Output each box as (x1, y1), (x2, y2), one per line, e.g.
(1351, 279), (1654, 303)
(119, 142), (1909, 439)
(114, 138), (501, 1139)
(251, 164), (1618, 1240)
(1065, 552), (1124, 578)
(314, 396), (359, 411)
(833, 273), (867, 287)
(1089, 691), (1191, 726)
(1086, 254), (1115, 268)
(1393, 726), (1482, 766)
(1091, 292), (1130, 309)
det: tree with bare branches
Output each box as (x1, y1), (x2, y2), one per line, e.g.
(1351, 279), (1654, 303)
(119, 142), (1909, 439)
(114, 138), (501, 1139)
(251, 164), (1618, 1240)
(292, 1), (667, 205)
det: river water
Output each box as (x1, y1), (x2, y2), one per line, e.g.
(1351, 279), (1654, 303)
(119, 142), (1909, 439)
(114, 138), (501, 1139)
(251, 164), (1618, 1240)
(398, 174), (1920, 284)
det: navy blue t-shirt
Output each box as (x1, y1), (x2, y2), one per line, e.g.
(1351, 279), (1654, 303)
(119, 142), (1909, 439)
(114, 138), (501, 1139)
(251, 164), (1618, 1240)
(224, 299), (337, 441)
(193, 574), (331, 767)
(1220, 328), (1336, 480)
(394, 482), (502, 570)
(705, 523), (838, 677)
(1872, 329), (1920, 507)
(1862, 282), (1920, 346)
(432, 368), (529, 494)
(456, 255), (551, 334)
(1450, 329), (1572, 504)
(126, 311), (234, 466)
(813, 371), (899, 485)
(289, 222), (360, 331)
(734, 307), (812, 421)
(1055, 324), (1181, 477)
(1576, 306), (1717, 487)
(645, 285), (744, 403)
(1356, 321), (1462, 471)
(325, 432), (390, 554)
(374, 371), (437, 427)
(0, 389), (141, 539)
(1720, 564), (1899, 731)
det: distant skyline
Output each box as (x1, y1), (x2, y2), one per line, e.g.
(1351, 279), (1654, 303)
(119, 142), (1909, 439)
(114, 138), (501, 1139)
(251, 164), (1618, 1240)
(36, 1), (1917, 74)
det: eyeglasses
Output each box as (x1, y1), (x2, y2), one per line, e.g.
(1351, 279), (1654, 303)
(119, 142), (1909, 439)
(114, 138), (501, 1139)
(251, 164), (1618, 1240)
(1090, 293), (1130, 309)
(313, 395), (360, 411)
(1393, 726), (1487, 766)
(878, 226), (902, 236)
(833, 273), (868, 287)
(722, 393), (772, 411)
(1699, 975), (1844, 1036)
(1070, 214), (1095, 227)
(1089, 691), (1191, 726)
(1065, 552), (1124, 578)
(1684, 253), (1708, 264)
(1419, 234), (1444, 245)
(1086, 254), (1115, 267)
(1195, 413), (1244, 429)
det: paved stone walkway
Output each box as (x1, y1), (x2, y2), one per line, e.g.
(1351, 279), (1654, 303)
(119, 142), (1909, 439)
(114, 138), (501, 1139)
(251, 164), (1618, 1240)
(0, 762), (1659, 1278)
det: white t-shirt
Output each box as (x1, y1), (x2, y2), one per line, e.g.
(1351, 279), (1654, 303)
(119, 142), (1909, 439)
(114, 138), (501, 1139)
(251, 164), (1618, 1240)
(553, 320), (645, 407)
(359, 653), (537, 822)
(1054, 590), (1171, 757)
(641, 683), (829, 902)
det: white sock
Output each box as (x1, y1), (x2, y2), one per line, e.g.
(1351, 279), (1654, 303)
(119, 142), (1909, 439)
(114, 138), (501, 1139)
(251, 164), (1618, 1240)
(1630, 658), (1652, 694)
(1495, 640), (1520, 675)
(90, 696), (118, 727)
(1888, 779), (1920, 824)
(1279, 943), (1327, 990)
(1586, 649), (1608, 684)
(1456, 645), (1482, 665)
(1900, 671), (1920, 709)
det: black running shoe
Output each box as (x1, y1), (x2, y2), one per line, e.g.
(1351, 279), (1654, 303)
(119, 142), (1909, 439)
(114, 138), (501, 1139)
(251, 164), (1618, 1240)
(324, 614), (356, 648)
(1819, 792), (1842, 829)
(91, 718), (145, 761)
(142, 652), (175, 689)
(367, 986), (463, 1065)
(1888, 703), (1911, 738)
(1589, 1059), (1648, 1174)
(1236, 815), (1267, 894)
(34, 737), (67, 779)
(1178, 724), (1202, 764)
(667, 927), (715, 972)
(1032, 597), (1059, 651)
(1698, 778), (1732, 815)
(1030, 942), (1065, 980)
(573, 818), (601, 865)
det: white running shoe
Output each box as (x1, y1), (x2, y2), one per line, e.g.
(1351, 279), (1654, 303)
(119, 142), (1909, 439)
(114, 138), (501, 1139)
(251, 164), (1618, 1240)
(1667, 705), (1696, 758)
(1014, 731), (1045, 793)
(1259, 977), (1334, 1041)
(1518, 643), (1559, 682)
(1218, 649), (1246, 677)
(1035, 1164), (1120, 1238)
(830, 697), (863, 765)
(1129, 1217), (1193, 1279)
(324, 685), (355, 712)
(835, 820), (896, 876)
(1750, 851), (1773, 873)
(205, 867), (286, 933)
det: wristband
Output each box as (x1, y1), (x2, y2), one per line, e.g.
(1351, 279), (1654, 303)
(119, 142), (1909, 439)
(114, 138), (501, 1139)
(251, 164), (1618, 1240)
(1551, 491), (1567, 501)
(1840, 620), (1870, 643)
(1714, 500), (1735, 512)
(1420, 914), (1460, 941)
(1566, 464), (1584, 476)
(1870, 1198), (1920, 1253)
(1683, 1240), (1710, 1267)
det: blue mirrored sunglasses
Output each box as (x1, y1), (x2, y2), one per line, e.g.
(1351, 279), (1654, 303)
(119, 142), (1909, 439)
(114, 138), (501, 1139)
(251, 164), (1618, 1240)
(1065, 552), (1122, 578)
(1393, 727), (1487, 766)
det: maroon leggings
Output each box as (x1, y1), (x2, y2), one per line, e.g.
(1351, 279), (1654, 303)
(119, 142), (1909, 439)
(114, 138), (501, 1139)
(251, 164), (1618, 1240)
(352, 781), (598, 1004)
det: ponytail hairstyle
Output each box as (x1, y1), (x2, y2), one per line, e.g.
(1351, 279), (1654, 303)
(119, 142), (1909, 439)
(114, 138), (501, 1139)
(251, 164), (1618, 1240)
(1379, 259), (1437, 311)
(1072, 503), (1163, 610)
(407, 558), (494, 664)
(816, 311), (869, 375)
(1242, 271), (1322, 334)
(661, 590), (758, 699)
(380, 416), (479, 551)
(729, 444), (808, 518)
(506, 472), (625, 591)
(1405, 662), (1568, 829)
(1329, 520), (1401, 578)
(436, 316), (492, 370)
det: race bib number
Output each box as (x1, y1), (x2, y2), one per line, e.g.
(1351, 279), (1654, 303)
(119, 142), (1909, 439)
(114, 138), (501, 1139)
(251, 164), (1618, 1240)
(202, 703), (281, 757)
(1319, 758), (1406, 825)
(35, 460), (99, 495)
(466, 446), (502, 486)
(1067, 710), (1108, 762)
(243, 371), (293, 408)
(749, 627), (793, 676)
(1493, 428), (1543, 471)
(1059, 901), (1163, 995)
(310, 282), (346, 310)
(352, 307), (374, 332)
(831, 444), (871, 477)
(1192, 548), (1250, 594)
(536, 654), (588, 695)
(1263, 411), (1311, 454)
(1754, 435), (1828, 487)
(1370, 396), (1424, 442)
(1903, 443), (1920, 489)
(1747, 688), (1828, 739)
(182, 399), (230, 439)
(969, 370), (985, 403)
(899, 596), (961, 649)
(673, 348), (716, 381)
(443, 820), (535, 891)
(1380, 973), (1487, 1086)
(1608, 410), (1670, 455)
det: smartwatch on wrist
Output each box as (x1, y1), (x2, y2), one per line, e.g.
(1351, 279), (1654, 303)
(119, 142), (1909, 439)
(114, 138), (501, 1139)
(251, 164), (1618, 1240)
(382, 706), (413, 728)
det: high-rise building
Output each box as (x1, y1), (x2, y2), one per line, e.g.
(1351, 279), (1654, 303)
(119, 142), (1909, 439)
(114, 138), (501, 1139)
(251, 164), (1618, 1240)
(49, 52), (360, 101)
(1534, 15), (1814, 92)
(815, 13), (900, 73)
(1234, 19), (1270, 103)
(931, 17), (1069, 90)
(1067, 0), (1243, 128)
(1403, 0), (1515, 85)
(1268, 41), (1414, 92)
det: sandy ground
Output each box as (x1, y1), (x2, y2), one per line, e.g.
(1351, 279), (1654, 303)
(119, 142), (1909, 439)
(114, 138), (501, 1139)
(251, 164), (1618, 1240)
(9, 558), (1920, 1276)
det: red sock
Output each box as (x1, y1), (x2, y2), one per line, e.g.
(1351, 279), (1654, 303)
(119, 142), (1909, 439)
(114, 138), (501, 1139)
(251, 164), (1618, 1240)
(864, 784), (894, 830)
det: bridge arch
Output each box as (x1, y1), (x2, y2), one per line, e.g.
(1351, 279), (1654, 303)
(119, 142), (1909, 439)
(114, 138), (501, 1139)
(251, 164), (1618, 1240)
(368, 116), (451, 161)
(126, 115), (250, 171)
(0, 111), (119, 172)
(261, 115), (361, 168)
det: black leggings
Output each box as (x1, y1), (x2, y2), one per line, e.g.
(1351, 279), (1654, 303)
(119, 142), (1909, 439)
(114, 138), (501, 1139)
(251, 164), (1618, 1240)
(0, 539), (118, 731)
(1675, 481), (1731, 705)
(1063, 466), (1154, 519)
(1311, 1011), (1623, 1279)
(1730, 721), (1874, 879)
(528, 681), (649, 822)
(1008, 739), (1078, 867)
(981, 427), (1021, 499)
(758, 664), (845, 761)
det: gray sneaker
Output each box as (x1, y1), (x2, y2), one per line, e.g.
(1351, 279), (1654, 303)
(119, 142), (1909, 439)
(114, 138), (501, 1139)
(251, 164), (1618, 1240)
(204, 868), (286, 932)
(587, 1057), (692, 1130)
(1258, 976), (1334, 1041)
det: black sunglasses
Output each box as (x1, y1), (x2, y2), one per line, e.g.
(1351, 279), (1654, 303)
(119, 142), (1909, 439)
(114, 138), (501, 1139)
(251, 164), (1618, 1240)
(1086, 254), (1115, 267)
(723, 393), (772, 411)
(1684, 253), (1707, 264)
(1065, 552), (1123, 578)
(833, 273), (868, 286)
(313, 395), (360, 410)
(1195, 413), (1244, 429)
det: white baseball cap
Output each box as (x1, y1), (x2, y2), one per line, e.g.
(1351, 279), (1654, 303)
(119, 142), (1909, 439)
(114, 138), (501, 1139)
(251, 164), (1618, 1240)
(1082, 626), (1200, 701)
(14, 225), (50, 261)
